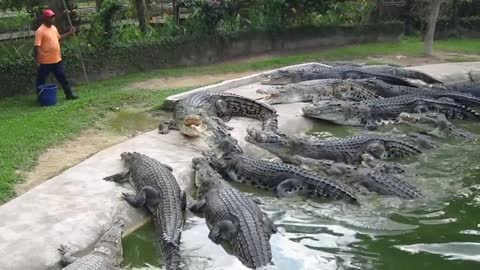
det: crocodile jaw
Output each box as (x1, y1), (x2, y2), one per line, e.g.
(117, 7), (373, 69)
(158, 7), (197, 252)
(178, 115), (208, 137)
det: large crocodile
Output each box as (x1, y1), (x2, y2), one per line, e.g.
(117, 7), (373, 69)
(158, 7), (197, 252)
(200, 124), (358, 202)
(356, 78), (480, 106)
(245, 128), (421, 165)
(104, 152), (186, 270)
(397, 112), (474, 139)
(302, 95), (480, 129)
(262, 65), (418, 87)
(159, 91), (279, 137)
(361, 66), (444, 85)
(189, 157), (276, 269)
(256, 79), (381, 104)
(58, 219), (124, 270)
(292, 156), (422, 199)
(324, 62), (445, 85)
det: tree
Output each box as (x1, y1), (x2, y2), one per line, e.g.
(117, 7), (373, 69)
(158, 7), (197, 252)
(134, 0), (149, 32)
(424, 0), (444, 56)
(96, 0), (103, 11)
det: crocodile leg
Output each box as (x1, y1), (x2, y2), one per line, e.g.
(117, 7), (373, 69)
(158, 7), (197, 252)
(276, 178), (308, 198)
(57, 244), (78, 266)
(181, 190), (187, 211)
(214, 99), (233, 122)
(189, 199), (206, 213)
(211, 116), (234, 131)
(159, 119), (176, 134)
(104, 170), (130, 183)
(122, 186), (160, 208)
(208, 220), (238, 244)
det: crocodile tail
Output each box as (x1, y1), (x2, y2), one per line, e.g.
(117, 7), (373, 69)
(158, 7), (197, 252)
(351, 70), (418, 87)
(397, 69), (444, 85)
(443, 92), (480, 106)
(163, 243), (181, 270)
(219, 93), (280, 132)
(363, 171), (422, 199)
(299, 169), (359, 203)
(383, 139), (422, 158)
(433, 100), (480, 120)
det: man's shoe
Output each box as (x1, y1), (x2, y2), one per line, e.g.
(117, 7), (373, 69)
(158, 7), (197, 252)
(66, 94), (79, 100)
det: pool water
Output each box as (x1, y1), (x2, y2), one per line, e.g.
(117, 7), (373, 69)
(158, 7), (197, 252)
(122, 121), (480, 270)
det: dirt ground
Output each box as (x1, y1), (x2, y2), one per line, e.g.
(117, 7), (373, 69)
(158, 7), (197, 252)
(16, 51), (480, 195)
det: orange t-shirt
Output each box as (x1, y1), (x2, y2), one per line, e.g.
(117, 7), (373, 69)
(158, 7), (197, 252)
(34, 24), (62, 64)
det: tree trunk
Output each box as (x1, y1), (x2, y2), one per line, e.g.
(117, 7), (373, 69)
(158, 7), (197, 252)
(49, 0), (67, 32)
(373, 0), (384, 23)
(424, 0), (443, 56)
(135, 0), (148, 33)
(95, 0), (103, 11)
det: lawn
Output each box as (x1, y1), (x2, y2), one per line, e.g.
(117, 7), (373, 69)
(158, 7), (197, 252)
(0, 37), (479, 203)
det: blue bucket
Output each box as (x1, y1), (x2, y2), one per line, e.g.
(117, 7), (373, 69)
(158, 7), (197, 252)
(37, 84), (57, 107)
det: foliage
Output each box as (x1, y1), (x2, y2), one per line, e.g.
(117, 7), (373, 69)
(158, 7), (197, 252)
(0, 0), (43, 11)
(84, 0), (126, 46)
(0, 11), (33, 33)
(310, 0), (375, 25)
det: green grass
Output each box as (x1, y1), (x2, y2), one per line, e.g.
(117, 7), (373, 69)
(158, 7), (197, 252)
(1, 37), (480, 203)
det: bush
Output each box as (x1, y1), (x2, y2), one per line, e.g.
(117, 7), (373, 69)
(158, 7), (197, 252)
(459, 16), (480, 31)
(0, 12), (32, 33)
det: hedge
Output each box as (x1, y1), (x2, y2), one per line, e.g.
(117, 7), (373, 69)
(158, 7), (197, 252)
(0, 22), (404, 99)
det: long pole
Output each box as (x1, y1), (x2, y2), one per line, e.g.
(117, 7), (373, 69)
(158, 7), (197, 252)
(61, 0), (89, 84)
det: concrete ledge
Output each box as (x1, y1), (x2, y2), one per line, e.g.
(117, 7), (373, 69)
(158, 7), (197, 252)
(2, 61), (480, 270)
(405, 61), (480, 84)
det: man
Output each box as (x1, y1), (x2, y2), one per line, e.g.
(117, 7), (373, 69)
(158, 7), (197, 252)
(34, 9), (78, 100)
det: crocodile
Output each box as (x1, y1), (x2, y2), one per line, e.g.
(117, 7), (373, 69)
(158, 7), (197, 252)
(292, 156), (422, 199)
(104, 152), (186, 270)
(360, 66), (444, 85)
(159, 91), (279, 137)
(302, 95), (480, 129)
(262, 66), (418, 87)
(324, 62), (444, 85)
(58, 219), (124, 270)
(256, 79), (381, 104)
(200, 124), (359, 203)
(245, 128), (421, 165)
(397, 112), (474, 139)
(356, 78), (480, 106)
(189, 157), (276, 269)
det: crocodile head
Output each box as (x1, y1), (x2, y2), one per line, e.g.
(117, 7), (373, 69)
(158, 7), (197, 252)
(200, 117), (243, 156)
(398, 112), (474, 139)
(302, 100), (370, 126)
(261, 70), (297, 85)
(120, 152), (143, 167)
(356, 78), (390, 91)
(245, 128), (292, 154)
(177, 113), (209, 137)
(93, 219), (124, 264)
(192, 157), (225, 197)
(257, 86), (305, 104)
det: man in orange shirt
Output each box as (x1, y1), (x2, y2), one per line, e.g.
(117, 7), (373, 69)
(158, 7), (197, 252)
(34, 9), (78, 100)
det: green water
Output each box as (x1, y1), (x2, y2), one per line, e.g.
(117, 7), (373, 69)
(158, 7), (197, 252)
(122, 121), (480, 270)
(106, 110), (158, 133)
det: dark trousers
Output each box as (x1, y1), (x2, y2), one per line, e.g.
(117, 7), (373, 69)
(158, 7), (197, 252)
(36, 61), (74, 97)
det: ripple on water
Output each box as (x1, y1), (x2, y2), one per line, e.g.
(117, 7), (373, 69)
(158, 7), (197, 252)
(395, 242), (480, 262)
